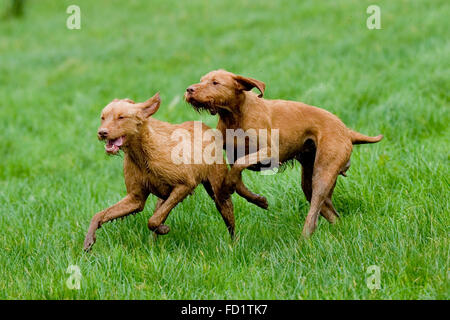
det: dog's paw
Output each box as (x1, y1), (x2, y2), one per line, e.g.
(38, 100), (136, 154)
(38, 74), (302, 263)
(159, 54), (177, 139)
(301, 225), (315, 239)
(254, 195), (269, 210)
(83, 233), (96, 252)
(154, 224), (170, 235)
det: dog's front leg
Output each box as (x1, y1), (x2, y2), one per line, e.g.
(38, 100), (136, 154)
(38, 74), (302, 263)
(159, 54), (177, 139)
(147, 185), (193, 235)
(83, 194), (145, 251)
(223, 147), (273, 196)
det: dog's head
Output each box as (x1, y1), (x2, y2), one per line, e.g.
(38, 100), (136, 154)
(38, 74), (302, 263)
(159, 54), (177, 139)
(97, 93), (161, 155)
(184, 70), (265, 115)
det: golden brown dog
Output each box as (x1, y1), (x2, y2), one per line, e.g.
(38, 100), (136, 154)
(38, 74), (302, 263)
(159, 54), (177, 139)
(185, 70), (383, 237)
(83, 93), (267, 251)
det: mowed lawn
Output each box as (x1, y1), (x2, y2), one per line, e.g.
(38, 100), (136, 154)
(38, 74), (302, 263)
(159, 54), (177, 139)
(0, 0), (448, 299)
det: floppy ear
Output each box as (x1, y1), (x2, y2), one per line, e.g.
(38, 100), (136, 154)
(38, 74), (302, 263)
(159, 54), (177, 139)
(137, 92), (161, 118)
(234, 75), (265, 98)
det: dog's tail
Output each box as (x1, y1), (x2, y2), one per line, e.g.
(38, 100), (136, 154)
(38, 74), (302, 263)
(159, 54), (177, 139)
(350, 130), (383, 145)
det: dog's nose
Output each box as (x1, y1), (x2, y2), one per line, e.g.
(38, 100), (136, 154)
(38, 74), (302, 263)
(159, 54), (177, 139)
(98, 128), (108, 138)
(186, 86), (195, 94)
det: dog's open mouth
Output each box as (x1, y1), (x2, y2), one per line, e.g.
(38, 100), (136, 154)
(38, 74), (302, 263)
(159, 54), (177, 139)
(105, 136), (125, 154)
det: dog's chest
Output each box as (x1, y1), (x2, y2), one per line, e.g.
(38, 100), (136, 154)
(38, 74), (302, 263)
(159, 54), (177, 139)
(141, 172), (172, 199)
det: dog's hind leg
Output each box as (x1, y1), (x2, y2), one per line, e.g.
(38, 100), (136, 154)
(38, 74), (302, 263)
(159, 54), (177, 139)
(299, 153), (338, 224)
(152, 198), (172, 236)
(302, 142), (350, 237)
(319, 159), (352, 220)
(147, 185), (193, 235)
(302, 169), (340, 237)
(205, 177), (236, 239)
(321, 182), (339, 222)
(215, 197), (235, 239)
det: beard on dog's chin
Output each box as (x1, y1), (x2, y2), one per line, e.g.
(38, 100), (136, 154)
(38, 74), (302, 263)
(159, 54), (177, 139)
(186, 97), (218, 115)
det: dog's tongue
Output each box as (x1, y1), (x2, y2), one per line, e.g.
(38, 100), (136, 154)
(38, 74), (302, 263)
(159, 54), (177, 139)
(105, 137), (124, 154)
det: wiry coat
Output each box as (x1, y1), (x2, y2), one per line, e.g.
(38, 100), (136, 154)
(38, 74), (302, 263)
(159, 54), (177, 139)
(186, 70), (383, 237)
(83, 93), (267, 251)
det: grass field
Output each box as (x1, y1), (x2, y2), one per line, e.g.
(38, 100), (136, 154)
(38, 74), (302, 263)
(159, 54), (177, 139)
(0, 0), (448, 299)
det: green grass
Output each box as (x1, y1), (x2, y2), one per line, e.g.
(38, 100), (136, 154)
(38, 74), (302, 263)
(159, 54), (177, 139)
(0, 0), (449, 299)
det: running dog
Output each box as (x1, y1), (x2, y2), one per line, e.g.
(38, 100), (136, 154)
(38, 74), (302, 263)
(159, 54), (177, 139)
(185, 70), (383, 237)
(83, 92), (267, 251)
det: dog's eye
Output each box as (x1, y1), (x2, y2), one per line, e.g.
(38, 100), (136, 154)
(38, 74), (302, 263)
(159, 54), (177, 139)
(101, 116), (105, 120)
(212, 81), (219, 85)
(118, 115), (125, 119)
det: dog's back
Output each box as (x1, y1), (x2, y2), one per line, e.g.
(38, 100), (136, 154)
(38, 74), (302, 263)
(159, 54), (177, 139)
(241, 91), (382, 149)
